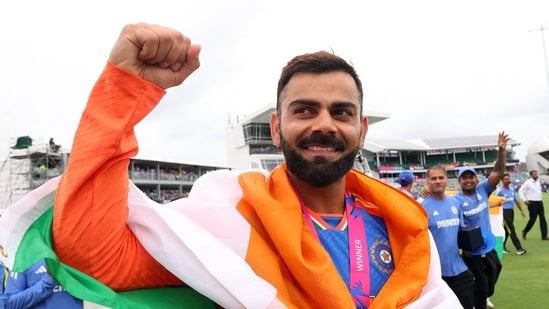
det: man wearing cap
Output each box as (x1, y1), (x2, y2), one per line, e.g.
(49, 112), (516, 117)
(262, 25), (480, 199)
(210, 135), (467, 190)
(397, 170), (418, 199)
(454, 131), (509, 309)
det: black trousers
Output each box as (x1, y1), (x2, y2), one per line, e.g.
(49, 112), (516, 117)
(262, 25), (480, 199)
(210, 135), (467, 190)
(462, 250), (502, 309)
(523, 201), (547, 238)
(442, 269), (475, 309)
(503, 209), (523, 251)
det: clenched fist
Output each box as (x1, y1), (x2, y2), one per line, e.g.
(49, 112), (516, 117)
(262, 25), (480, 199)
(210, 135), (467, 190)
(109, 23), (201, 89)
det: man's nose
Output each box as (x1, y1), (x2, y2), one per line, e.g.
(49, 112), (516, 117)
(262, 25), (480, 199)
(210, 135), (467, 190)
(311, 110), (336, 134)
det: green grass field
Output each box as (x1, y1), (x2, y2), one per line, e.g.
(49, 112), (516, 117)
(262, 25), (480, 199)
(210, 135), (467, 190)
(490, 192), (549, 308)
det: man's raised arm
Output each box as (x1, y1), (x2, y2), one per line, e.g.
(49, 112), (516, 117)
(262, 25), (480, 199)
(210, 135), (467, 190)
(52, 24), (200, 290)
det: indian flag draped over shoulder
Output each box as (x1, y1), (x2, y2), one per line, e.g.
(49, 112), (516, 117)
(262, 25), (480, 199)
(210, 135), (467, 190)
(0, 174), (284, 308)
(0, 167), (463, 309)
(1, 63), (462, 309)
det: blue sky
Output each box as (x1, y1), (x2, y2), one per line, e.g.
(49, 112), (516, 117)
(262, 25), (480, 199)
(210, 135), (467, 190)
(1, 0), (549, 167)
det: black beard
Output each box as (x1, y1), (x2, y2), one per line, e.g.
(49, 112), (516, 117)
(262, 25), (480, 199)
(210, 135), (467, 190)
(281, 133), (357, 187)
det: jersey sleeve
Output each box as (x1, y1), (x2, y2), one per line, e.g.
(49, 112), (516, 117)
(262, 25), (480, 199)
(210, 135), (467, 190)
(52, 63), (181, 290)
(3, 267), (55, 309)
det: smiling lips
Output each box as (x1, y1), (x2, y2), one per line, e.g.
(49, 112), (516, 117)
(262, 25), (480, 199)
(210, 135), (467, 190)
(306, 146), (336, 152)
(297, 133), (345, 151)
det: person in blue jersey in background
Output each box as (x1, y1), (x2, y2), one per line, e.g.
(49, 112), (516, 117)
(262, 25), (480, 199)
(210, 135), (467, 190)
(3, 259), (82, 309)
(495, 173), (526, 255)
(418, 164), (474, 309)
(454, 131), (509, 309)
(396, 170), (418, 199)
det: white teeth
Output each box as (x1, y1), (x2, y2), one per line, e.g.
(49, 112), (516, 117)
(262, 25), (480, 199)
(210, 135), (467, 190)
(308, 146), (335, 151)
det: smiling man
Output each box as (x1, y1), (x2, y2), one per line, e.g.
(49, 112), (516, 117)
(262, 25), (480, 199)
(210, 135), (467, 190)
(454, 132), (509, 309)
(1, 23), (461, 308)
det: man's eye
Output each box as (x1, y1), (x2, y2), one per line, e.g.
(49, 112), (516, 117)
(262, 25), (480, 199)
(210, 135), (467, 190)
(333, 109), (352, 117)
(295, 108), (313, 114)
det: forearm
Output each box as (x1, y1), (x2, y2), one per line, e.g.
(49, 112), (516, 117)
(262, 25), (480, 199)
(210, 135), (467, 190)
(493, 148), (507, 174)
(488, 149), (507, 187)
(517, 205), (525, 213)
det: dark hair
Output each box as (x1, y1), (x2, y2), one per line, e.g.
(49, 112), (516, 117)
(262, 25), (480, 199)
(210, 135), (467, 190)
(503, 173), (510, 178)
(426, 164), (447, 178)
(276, 51), (363, 113)
(530, 170), (538, 176)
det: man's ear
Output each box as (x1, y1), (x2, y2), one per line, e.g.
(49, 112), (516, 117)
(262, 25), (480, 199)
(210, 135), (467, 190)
(358, 115), (369, 149)
(270, 112), (282, 147)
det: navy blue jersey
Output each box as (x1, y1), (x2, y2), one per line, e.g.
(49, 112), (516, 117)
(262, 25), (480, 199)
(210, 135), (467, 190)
(3, 260), (82, 309)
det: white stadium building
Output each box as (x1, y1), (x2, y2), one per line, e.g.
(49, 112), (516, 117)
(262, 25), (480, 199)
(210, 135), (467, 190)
(526, 136), (549, 177)
(2, 104), (539, 214)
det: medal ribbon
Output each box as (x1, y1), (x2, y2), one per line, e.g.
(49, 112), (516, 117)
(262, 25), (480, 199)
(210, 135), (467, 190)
(299, 192), (372, 307)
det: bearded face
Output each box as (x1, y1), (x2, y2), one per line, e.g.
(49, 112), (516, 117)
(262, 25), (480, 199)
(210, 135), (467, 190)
(270, 71), (367, 187)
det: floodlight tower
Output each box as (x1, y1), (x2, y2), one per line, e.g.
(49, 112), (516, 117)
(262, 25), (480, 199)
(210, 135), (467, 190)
(529, 24), (549, 92)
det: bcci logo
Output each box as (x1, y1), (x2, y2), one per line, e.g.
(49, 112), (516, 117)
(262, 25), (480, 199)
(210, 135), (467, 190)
(370, 240), (394, 274)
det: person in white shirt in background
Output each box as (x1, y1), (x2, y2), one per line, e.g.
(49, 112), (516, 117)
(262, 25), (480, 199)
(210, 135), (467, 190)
(519, 170), (548, 240)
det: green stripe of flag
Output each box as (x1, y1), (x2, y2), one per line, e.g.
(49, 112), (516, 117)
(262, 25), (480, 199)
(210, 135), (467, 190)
(14, 206), (216, 309)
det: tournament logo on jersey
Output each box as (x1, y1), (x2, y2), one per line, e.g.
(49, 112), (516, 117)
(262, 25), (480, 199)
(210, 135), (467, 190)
(369, 239), (393, 274)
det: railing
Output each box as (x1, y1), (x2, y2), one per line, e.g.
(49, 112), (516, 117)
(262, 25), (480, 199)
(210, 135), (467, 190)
(129, 170), (199, 182)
